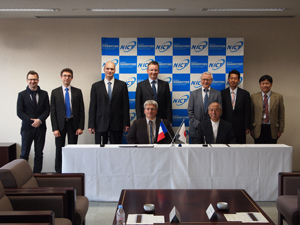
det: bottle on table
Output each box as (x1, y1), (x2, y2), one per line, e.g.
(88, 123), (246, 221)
(116, 205), (125, 225)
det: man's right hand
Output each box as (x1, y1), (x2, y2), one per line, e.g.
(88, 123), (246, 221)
(89, 128), (95, 134)
(53, 130), (61, 137)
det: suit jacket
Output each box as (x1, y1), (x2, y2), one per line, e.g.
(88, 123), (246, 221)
(135, 79), (172, 122)
(221, 87), (251, 135)
(88, 79), (130, 132)
(127, 117), (174, 144)
(196, 119), (236, 144)
(17, 86), (50, 133)
(50, 86), (85, 131)
(251, 91), (285, 139)
(188, 87), (222, 137)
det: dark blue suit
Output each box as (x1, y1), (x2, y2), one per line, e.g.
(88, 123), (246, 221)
(17, 86), (50, 172)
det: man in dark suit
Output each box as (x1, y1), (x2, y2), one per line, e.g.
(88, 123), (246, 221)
(17, 70), (50, 173)
(188, 71), (222, 144)
(196, 102), (236, 144)
(251, 75), (285, 144)
(135, 61), (172, 123)
(50, 68), (85, 173)
(88, 61), (130, 144)
(127, 100), (174, 144)
(221, 70), (251, 144)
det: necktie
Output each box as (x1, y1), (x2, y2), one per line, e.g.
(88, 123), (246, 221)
(204, 89), (209, 114)
(149, 121), (153, 144)
(263, 94), (269, 123)
(31, 91), (37, 110)
(108, 82), (112, 104)
(65, 88), (71, 118)
(151, 80), (157, 101)
(231, 91), (235, 109)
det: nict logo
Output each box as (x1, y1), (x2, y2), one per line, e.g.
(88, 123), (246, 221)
(156, 41), (172, 52)
(130, 112), (136, 121)
(126, 77), (136, 88)
(137, 59), (154, 71)
(191, 79), (202, 89)
(227, 41), (244, 53)
(209, 59), (225, 71)
(163, 77), (172, 84)
(120, 41), (137, 53)
(173, 59), (190, 71)
(173, 95), (189, 106)
(191, 41), (208, 52)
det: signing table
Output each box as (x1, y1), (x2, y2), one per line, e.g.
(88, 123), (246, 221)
(62, 144), (292, 201)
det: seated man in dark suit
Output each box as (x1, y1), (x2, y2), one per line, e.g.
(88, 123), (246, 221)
(196, 102), (236, 144)
(127, 100), (174, 144)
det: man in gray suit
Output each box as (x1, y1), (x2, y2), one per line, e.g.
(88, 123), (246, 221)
(188, 71), (222, 144)
(50, 68), (85, 173)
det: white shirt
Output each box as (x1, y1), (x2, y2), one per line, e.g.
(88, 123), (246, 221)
(210, 119), (220, 143)
(146, 117), (156, 143)
(149, 78), (158, 92)
(105, 77), (115, 94)
(62, 85), (72, 111)
(202, 87), (211, 102)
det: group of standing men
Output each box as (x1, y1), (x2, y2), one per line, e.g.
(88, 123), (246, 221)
(16, 61), (285, 173)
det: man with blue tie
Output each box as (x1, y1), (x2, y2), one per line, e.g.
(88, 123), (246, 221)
(17, 70), (50, 173)
(88, 61), (130, 144)
(188, 71), (222, 144)
(135, 61), (172, 123)
(50, 68), (85, 173)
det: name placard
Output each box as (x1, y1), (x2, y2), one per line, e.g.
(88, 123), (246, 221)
(169, 206), (181, 223)
(206, 204), (218, 220)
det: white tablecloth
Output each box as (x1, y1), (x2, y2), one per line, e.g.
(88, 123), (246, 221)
(62, 144), (292, 201)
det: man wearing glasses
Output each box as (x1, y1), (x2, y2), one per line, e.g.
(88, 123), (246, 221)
(127, 100), (174, 144)
(188, 71), (222, 144)
(17, 70), (50, 173)
(50, 68), (85, 173)
(135, 61), (172, 123)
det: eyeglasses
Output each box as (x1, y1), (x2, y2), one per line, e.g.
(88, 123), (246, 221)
(201, 79), (212, 82)
(145, 108), (157, 111)
(62, 75), (72, 78)
(27, 79), (38, 81)
(148, 69), (159, 72)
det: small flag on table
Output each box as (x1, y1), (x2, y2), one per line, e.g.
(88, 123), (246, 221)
(178, 123), (187, 144)
(157, 121), (168, 142)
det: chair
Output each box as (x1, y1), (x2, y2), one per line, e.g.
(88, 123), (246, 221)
(276, 172), (300, 225)
(0, 181), (72, 225)
(0, 159), (89, 225)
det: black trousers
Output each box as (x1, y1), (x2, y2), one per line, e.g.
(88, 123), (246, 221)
(55, 119), (78, 173)
(254, 124), (277, 144)
(95, 130), (123, 144)
(20, 127), (46, 173)
(235, 134), (247, 144)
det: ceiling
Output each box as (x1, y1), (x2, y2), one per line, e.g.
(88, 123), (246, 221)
(0, 0), (299, 19)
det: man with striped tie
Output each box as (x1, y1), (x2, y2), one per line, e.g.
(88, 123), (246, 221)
(188, 71), (222, 144)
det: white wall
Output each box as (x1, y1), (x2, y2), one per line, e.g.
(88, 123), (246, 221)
(0, 18), (299, 171)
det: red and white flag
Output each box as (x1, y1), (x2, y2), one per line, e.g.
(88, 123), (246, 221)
(157, 121), (168, 142)
(178, 123), (187, 143)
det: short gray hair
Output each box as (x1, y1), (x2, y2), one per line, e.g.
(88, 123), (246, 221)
(200, 71), (213, 80)
(144, 100), (158, 110)
(208, 102), (222, 111)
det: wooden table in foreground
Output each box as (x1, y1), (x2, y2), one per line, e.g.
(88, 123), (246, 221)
(114, 189), (275, 225)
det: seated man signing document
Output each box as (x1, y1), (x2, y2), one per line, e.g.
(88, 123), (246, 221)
(196, 102), (236, 144)
(127, 100), (174, 144)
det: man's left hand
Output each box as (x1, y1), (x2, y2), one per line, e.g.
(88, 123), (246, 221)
(76, 129), (83, 135)
(277, 132), (282, 139)
(31, 119), (41, 128)
(123, 126), (129, 133)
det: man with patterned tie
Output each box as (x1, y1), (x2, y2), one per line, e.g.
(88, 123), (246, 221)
(88, 61), (130, 145)
(188, 71), (222, 144)
(221, 70), (251, 144)
(251, 75), (285, 144)
(135, 61), (172, 123)
(17, 70), (50, 173)
(127, 100), (174, 144)
(50, 68), (85, 173)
